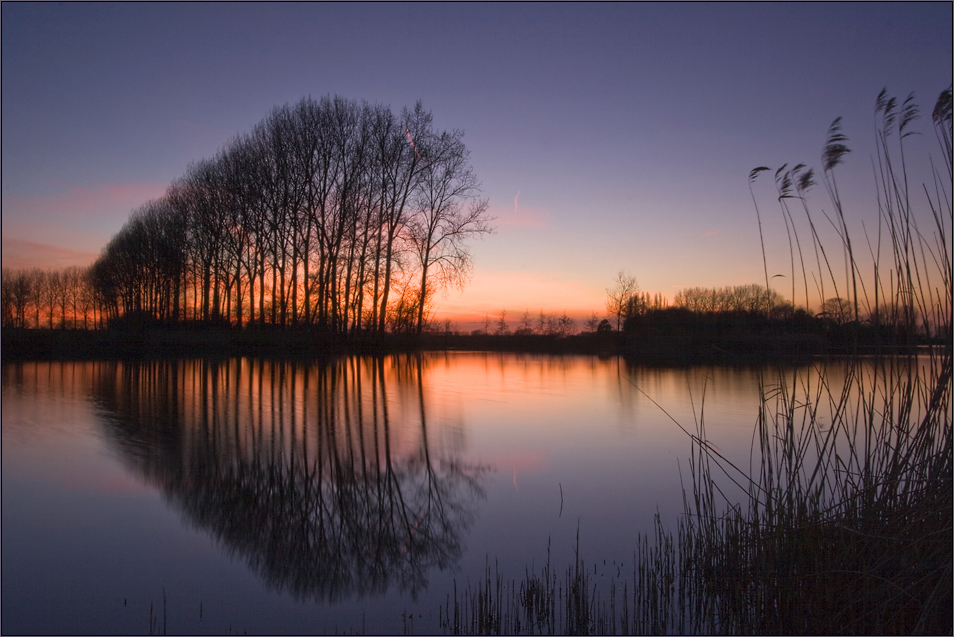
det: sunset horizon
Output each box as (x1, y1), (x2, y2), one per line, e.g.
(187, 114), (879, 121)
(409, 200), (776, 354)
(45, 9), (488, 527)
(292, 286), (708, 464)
(3, 6), (951, 634)
(4, 4), (950, 331)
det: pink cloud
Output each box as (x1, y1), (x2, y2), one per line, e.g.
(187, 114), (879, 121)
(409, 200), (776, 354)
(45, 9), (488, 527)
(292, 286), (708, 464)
(1, 182), (168, 269)
(1, 238), (100, 270)
(1, 182), (167, 222)
(704, 229), (722, 237)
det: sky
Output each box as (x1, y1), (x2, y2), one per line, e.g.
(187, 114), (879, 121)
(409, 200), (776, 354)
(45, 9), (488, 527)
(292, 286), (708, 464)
(2, 3), (951, 328)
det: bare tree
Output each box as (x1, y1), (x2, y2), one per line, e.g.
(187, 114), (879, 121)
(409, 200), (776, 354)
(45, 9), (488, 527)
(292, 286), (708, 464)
(606, 271), (639, 330)
(516, 310), (534, 335)
(42, 270), (61, 328)
(407, 128), (492, 333)
(2, 269), (33, 327)
(78, 95), (490, 335)
(62, 266), (84, 328)
(674, 284), (785, 315)
(1, 269), (15, 327)
(494, 309), (510, 335)
(537, 310), (550, 335)
(369, 102), (429, 333)
(585, 312), (600, 332)
(821, 297), (852, 324)
(557, 312), (575, 336)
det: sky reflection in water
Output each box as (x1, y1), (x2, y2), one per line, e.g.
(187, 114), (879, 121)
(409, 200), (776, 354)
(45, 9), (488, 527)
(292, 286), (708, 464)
(2, 354), (782, 634)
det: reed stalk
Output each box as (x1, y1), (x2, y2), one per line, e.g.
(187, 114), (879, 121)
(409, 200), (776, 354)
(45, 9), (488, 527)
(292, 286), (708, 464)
(437, 86), (952, 635)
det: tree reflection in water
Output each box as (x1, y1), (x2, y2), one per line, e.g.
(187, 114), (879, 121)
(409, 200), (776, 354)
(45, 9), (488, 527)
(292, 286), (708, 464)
(91, 356), (486, 602)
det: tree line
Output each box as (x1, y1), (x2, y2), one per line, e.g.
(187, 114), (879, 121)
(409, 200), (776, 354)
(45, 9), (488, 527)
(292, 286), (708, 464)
(2, 267), (101, 329)
(673, 283), (788, 315)
(2, 96), (492, 335)
(0, 264), (888, 336)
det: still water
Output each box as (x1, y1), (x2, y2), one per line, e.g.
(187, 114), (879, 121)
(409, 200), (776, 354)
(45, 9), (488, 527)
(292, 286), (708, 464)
(3, 353), (784, 634)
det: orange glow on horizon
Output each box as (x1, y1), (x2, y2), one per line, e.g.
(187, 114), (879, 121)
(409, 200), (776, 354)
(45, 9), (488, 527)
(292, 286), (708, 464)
(433, 270), (606, 327)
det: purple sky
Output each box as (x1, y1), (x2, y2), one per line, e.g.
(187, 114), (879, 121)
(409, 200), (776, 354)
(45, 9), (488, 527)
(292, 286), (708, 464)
(3, 4), (951, 326)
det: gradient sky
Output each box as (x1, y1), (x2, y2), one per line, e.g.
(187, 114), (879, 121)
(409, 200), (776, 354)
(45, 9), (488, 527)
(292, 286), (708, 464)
(3, 3), (951, 328)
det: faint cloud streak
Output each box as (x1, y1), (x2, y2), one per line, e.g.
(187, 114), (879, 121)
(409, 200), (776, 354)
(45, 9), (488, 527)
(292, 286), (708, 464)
(1, 182), (167, 222)
(493, 203), (550, 229)
(1, 238), (99, 270)
(1, 182), (167, 268)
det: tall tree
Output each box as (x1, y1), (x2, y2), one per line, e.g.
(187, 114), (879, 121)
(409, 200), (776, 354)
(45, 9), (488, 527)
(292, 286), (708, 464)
(407, 129), (491, 333)
(371, 102), (429, 334)
(606, 271), (639, 330)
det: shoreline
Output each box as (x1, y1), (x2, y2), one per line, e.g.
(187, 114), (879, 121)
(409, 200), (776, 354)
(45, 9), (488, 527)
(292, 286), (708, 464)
(1, 326), (939, 365)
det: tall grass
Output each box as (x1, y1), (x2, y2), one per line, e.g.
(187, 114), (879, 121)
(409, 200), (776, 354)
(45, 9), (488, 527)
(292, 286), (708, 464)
(678, 353), (951, 633)
(675, 85), (952, 634)
(437, 87), (952, 635)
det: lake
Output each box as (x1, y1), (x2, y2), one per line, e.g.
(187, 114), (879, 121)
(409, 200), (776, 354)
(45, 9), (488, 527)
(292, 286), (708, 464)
(2, 353), (814, 634)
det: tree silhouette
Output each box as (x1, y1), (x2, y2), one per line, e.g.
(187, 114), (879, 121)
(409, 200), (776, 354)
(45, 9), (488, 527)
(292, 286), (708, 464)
(494, 309), (510, 336)
(606, 271), (639, 331)
(407, 129), (491, 333)
(92, 357), (486, 602)
(821, 297), (852, 324)
(80, 95), (492, 335)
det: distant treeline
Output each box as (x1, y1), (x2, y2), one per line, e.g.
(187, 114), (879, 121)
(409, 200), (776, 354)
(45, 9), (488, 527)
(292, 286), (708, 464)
(0, 269), (928, 343)
(2, 267), (100, 330)
(620, 288), (940, 362)
(3, 96), (492, 335)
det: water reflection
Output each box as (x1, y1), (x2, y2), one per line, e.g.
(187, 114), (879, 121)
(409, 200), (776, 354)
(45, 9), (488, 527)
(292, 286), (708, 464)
(89, 356), (486, 602)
